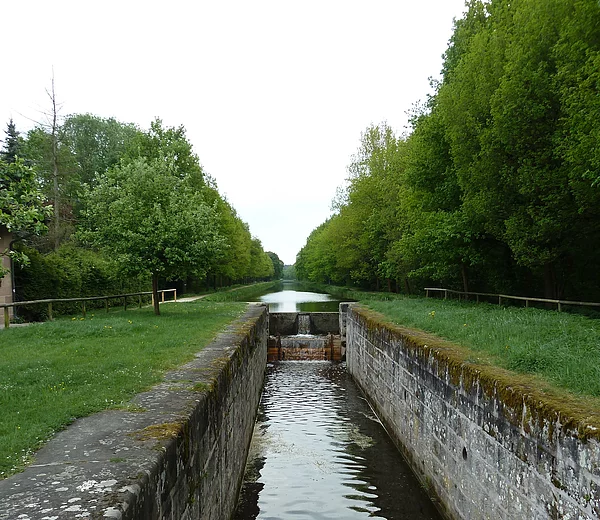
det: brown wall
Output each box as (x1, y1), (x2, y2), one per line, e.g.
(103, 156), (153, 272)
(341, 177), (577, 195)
(0, 228), (13, 318)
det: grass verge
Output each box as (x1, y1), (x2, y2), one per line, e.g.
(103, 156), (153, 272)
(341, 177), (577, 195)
(361, 296), (600, 398)
(203, 281), (282, 302)
(0, 300), (246, 478)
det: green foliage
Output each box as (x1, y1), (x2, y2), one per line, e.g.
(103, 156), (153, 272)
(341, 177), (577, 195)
(1, 119), (23, 164)
(0, 158), (52, 276)
(61, 113), (140, 187)
(267, 252), (284, 279)
(248, 238), (275, 281)
(282, 264), (296, 280)
(81, 156), (223, 313)
(0, 300), (246, 477)
(13, 245), (149, 320)
(297, 0), (600, 301)
(10, 113), (282, 306)
(122, 118), (204, 187)
(0, 159), (51, 237)
(297, 123), (408, 289)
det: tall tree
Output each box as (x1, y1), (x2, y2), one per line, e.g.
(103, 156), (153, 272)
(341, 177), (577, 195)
(61, 113), (140, 187)
(267, 252), (284, 280)
(0, 158), (52, 275)
(1, 119), (22, 164)
(81, 157), (223, 315)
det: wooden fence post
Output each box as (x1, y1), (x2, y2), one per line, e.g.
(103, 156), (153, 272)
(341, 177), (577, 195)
(105, 298), (109, 313)
(4, 307), (9, 329)
(48, 302), (53, 321)
(123, 296), (127, 311)
(558, 301), (562, 312)
(82, 301), (86, 319)
(138, 294), (142, 309)
(161, 291), (165, 303)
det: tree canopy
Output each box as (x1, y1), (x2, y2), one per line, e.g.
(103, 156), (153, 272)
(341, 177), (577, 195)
(5, 115), (281, 308)
(81, 156), (223, 314)
(297, 0), (600, 301)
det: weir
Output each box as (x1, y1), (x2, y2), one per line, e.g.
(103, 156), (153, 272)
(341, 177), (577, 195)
(267, 311), (344, 361)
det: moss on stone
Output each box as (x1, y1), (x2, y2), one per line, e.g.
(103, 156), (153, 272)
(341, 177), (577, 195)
(352, 305), (600, 440)
(133, 422), (182, 441)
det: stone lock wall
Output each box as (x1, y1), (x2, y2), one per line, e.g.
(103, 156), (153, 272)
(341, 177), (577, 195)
(0, 304), (268, 520)
(345, 305), (600, 520)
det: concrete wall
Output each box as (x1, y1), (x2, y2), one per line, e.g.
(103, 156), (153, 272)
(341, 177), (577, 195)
(0, 304), (268, 520)
(346, 305), (600, 520)
(269, 312), (339, 335)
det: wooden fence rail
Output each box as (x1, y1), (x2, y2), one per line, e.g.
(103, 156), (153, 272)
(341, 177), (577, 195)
(424, 287), (600, 312)
(1, 289), (177, 328)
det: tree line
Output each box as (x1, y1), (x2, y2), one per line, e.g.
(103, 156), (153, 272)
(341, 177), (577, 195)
(1, 113), (283, 315)
(296, 0), (600, 301)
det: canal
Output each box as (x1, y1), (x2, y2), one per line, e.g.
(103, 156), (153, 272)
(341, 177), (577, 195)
(234, 286), (442, 519)
(251, 282), (342, 312)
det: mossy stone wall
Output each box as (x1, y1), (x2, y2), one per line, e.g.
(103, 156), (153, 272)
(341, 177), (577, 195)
(0, 304), (268, 520)
(345, 305), (600, 520)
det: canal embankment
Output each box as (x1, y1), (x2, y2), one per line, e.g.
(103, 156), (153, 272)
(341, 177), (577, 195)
(346, 304), (600, 520)
(0, 304), (268, 520)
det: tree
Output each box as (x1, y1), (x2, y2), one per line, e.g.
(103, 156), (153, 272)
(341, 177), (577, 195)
(267, 252), (284, 280)
(61, 113), (140, 187)
(1, 119), (23, 164)
(247, 238), (274, 281)
(122, 119), (204, 187)
(0, 158), (52, 276)
(81, 157), (224, 315)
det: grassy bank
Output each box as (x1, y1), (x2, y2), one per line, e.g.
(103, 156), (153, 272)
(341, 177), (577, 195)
(291, 281), (383, 301)
(0, 300), (246, 478)
(361, 297), (600, 398)
(296, 281), (600, 399)
(202, 281), (282, 302)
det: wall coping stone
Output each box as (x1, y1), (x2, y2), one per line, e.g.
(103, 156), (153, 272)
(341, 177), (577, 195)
(351, 304), (600, 439)
(0, 303), (268, 520)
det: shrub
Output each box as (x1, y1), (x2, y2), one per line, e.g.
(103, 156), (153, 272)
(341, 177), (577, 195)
(13, 245), (150, 320)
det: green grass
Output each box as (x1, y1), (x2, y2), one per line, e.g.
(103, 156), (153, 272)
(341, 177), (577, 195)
(0, 300), (246, 478)
(361, 296), (600, 398)
(202, 281), (282, 302)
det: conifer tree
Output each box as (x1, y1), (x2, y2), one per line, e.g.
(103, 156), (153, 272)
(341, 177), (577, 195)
(1, 119), (22, 164)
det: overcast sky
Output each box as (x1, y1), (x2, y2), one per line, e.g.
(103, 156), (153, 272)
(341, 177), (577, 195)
(2, 0), (466, 265)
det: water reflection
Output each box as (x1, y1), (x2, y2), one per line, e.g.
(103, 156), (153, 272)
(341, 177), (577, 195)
(255, 283), (341, 312)
(234, 362), (441, 520)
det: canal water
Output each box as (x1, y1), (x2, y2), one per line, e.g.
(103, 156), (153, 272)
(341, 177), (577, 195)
(233, 361), (441, 519)
(234, 286), (441, 519)
(252, 282), (342, 312)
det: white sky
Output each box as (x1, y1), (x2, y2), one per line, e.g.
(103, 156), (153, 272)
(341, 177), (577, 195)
(2, 0), (466, 265)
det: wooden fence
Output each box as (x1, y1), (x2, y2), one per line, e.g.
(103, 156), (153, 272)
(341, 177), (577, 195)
(0, 289), (177, 328)
(424, 287), (600, 313)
